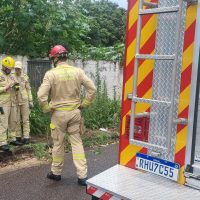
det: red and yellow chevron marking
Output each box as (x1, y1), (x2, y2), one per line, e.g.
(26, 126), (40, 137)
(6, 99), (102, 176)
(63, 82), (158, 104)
(175, 5), (197, 184)
(119, 0), (198, 185)
(119, 0), (157, 167)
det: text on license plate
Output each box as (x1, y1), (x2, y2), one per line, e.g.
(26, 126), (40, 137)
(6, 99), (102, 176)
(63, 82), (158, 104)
(136, 153), (180, 181)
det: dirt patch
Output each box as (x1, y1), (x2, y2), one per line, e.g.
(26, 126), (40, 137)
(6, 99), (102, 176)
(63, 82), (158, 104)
(31, 135), (49, 144)
(0, 157), (48, 175)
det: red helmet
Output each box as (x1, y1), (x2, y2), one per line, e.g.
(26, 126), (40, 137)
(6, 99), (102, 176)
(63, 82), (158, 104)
(49, 45), (68, 59)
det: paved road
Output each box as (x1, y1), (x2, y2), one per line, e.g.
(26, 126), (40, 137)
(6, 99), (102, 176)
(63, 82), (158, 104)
(0, 144), (118, 200)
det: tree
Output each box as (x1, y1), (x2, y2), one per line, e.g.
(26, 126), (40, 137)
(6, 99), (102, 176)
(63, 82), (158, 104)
(77, 0), (126, 47)
(0, 0), (126, 58)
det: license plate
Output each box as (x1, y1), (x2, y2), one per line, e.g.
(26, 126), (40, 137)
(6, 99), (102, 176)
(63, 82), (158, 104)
(136, 153), (180, 181)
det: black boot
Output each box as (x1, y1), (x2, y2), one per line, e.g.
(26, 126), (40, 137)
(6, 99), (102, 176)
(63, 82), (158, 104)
(10, 140), (23, 146)
(47, 171), (61, 181)
(78, 177), (87, 186)
(0, 145), (9, 152)
(16, 137), (21, 142)
(23, 138), (30, 145)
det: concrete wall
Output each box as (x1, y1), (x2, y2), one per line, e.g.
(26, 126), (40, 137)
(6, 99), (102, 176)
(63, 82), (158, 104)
(68, 60), (123, 99)
(0, 55), (123, 99)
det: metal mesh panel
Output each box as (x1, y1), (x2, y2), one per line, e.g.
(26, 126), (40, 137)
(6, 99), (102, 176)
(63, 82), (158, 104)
(147, 0), (187, 160)
(159, 0), (179, 7)
(27, 60), (51, 90)
(151, 60), (173, 100)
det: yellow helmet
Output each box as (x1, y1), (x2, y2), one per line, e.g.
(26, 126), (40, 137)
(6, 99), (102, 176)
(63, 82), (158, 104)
(1, 56), (15, 69)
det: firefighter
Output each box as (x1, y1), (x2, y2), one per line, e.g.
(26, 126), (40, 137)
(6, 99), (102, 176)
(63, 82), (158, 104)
(14, 61), (33, 145)
(0, 56), (22, 151)
(38, 45), (96, 186)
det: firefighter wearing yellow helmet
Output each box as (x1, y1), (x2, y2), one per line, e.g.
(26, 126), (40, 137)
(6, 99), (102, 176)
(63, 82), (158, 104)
(0, 56), (22, 151)
(14, 61), (33, 145)
(38, 45), (96, 185)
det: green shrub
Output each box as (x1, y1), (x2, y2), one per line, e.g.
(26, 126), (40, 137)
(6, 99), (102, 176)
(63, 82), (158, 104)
(69, 43), (125, 63)
(82, 66), (121, 130)
(82, 93), (121, 130)
(30, 89), (50, 135)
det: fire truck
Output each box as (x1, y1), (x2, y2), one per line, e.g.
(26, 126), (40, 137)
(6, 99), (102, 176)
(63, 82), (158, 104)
(86, 0), (200, 199)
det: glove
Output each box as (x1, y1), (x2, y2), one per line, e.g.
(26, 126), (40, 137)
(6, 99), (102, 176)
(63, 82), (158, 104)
(78, 104), (84, 110)
(5, 82), (15, 91)
(29, 102), (34, 109)
(13, 83), (20, 91)
(0, 107), (4, 115)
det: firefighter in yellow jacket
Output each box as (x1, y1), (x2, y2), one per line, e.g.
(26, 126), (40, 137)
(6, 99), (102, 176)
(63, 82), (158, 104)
(0, 56), (22, 151)
(38, 45), (96, 186)
(14, 61), (33, 145)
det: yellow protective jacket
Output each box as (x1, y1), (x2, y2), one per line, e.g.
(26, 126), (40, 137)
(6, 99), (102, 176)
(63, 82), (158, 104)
(14, 73), (33, 105)
(0, 70), (17, 106)
(37, 62), (96, 112)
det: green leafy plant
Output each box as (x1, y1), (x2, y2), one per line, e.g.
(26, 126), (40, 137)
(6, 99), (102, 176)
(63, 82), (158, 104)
(7, 142), (50, 160)
(82, 66), (121, 130)
(30, 143), (48, 160)
(30, 89), (50, 135)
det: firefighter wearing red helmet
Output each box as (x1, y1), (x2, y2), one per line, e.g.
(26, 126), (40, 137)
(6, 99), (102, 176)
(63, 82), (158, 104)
(38, 45), (96, 186)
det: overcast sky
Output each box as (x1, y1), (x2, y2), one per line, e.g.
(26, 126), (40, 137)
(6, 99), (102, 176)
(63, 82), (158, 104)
(110, 0), (128, 9)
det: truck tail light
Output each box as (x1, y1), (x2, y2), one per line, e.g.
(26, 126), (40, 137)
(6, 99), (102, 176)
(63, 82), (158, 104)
(125, 114), (149, 142)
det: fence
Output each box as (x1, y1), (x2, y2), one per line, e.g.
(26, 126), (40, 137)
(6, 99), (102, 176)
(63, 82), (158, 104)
(27, 60), (51, 90)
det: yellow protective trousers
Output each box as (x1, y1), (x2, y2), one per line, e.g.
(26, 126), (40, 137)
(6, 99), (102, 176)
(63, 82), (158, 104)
(16, 102), (30, 139)
(50, 109), (87, 179)
(0, 102), (17, 146)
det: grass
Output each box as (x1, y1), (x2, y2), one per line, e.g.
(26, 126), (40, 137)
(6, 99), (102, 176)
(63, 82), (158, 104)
(4, 130), (119, 162)
(8, 143), (49, 160)
(82, 130), (119, 147)
(25, 143), (50, 160)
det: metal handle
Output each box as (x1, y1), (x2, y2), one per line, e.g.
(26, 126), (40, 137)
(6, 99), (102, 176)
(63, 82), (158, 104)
(143, 1), (158, 8)
(173, 118), (188, 125)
